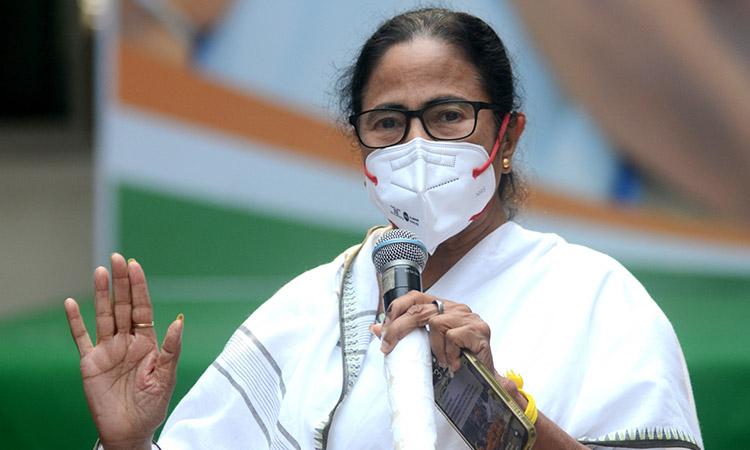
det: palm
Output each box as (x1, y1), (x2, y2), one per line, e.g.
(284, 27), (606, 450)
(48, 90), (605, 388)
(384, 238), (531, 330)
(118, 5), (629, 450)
(82, 334), (161, 435)
(65, 254), (183, 448)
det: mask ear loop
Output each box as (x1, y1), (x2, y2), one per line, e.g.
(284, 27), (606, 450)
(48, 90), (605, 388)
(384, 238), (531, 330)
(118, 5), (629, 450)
(363, 160), (378, 185)
(472, 112), (511, 179)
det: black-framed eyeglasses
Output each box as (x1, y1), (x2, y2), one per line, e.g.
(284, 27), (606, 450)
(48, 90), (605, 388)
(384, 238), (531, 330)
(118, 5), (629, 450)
(348, 100), (505, 149)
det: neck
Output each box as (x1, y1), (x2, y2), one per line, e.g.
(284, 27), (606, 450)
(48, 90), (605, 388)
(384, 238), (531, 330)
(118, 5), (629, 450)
(422, 196), (507, 290)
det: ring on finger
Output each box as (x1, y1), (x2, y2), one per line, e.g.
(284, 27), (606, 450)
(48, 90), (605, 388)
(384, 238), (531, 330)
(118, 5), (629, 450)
(432, 299), (445, 315)
(133, 321), (155, 329)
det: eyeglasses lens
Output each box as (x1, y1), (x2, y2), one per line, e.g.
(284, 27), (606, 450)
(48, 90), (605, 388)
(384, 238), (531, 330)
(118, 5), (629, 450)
(356, 101), (477, 148)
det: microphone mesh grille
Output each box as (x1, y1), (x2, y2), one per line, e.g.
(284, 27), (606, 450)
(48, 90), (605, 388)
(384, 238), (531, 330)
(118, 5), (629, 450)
(372, 229), (428, 274)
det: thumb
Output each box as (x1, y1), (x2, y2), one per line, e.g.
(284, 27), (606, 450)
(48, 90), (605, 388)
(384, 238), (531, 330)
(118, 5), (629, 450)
(369, 323), (383, 339)
(156, 314), (183, 380)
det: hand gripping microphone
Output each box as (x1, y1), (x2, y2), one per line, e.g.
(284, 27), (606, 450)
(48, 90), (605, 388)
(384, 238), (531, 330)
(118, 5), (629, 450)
(372, 229), (436, 449)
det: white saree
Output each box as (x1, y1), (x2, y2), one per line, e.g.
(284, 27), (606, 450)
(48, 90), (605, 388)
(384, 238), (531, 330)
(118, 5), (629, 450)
(158, 222), (703, 449)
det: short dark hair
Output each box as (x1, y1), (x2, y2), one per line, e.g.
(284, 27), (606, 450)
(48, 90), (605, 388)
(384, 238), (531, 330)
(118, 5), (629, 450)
(338, 7), (526, 218)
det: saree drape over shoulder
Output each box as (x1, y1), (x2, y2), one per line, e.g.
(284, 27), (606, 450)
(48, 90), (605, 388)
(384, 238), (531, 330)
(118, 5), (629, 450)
(159, 222), (703, 449)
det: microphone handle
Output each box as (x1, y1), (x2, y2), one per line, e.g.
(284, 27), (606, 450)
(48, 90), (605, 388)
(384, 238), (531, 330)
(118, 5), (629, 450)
(382, 264), (422, 310)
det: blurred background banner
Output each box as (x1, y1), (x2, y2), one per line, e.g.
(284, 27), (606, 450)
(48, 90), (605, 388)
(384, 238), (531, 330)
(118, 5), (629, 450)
(513, 0), (750, 222)
(1, 1), (749, 448)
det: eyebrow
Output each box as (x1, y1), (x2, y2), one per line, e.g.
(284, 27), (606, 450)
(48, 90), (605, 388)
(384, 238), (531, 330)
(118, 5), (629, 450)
(371, 95), (468, 110)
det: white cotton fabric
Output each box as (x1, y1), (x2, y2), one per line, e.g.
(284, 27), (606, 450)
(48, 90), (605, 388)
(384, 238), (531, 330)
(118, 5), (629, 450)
(384, 328), (436, 450)
(158, 222), (703, 450)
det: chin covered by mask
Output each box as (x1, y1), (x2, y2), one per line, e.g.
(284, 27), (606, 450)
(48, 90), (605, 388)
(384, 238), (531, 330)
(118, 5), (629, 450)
(364, 136), (500, 254)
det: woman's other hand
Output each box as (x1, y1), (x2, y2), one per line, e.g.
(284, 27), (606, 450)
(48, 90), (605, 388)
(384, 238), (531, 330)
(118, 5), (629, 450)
(64, 253), (183, 450)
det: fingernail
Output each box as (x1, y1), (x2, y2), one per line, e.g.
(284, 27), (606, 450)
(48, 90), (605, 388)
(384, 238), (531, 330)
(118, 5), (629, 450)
(176, 313), (184, 322)
(127, 258), (136, 265)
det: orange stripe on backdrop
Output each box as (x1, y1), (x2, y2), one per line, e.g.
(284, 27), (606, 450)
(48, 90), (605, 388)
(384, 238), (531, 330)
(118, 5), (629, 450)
(528, 190), (750, 248)
(117, 43), (750, 249)
(118, 43), (361, 170)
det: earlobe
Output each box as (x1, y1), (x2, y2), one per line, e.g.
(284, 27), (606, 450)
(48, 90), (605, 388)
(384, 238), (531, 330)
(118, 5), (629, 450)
(500, 112), (525, 173)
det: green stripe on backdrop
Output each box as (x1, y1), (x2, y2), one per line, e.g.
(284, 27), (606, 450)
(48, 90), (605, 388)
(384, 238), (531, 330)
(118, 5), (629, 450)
(631, 269), (750, 448)
(117, 185), (364, 279)
(0, 185), (748, 449)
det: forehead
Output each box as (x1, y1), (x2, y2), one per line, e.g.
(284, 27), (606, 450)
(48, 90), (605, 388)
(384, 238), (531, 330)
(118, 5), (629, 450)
(361, 37), (487, 110)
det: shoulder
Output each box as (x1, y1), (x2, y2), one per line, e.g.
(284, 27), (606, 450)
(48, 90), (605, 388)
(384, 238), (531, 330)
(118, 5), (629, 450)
(507, 223), (634, 284)
(508, 222), (666, 321)
(520, 226), (678, 351)
(512, 222), (626, 274)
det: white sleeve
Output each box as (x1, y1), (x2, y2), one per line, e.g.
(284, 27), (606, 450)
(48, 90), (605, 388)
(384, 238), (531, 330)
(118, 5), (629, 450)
(156, 262), (342, 450)
(157, 361), (271, 450)
(568, 267), (703, 450)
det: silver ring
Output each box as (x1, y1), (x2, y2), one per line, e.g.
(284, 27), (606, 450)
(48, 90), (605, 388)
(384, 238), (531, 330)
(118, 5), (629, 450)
(432, 299), (444, 315)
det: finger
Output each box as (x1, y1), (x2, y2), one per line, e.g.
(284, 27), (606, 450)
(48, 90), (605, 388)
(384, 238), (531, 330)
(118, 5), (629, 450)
(429, 322), (448, 367)
(444, 327), (466, 372)
(444, 321), (493, 373)
(369, 323), (383, 339)
(128, 259), (156, 342)
(381, 301), (437, 353)
(64, 298), (94, 357)
(111, 253), (132, 333)
(156, 314), (184, 383)
(497, 376), (523, 406)
(93, 266), (114, 342)
(385, 292), (467, 325)
(384, 291), (434, 325)
(428, 313), (485, 370)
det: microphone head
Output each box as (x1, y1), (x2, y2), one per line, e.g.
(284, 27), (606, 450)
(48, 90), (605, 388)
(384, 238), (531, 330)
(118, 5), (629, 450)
(372, 229), (428, 274)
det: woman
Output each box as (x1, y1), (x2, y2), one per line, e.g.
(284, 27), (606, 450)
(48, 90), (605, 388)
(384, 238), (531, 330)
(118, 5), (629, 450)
(64, 8), (702, 450)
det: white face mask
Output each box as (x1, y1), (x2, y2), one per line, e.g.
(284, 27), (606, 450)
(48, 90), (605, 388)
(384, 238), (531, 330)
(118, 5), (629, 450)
(364, 137), (498, 254)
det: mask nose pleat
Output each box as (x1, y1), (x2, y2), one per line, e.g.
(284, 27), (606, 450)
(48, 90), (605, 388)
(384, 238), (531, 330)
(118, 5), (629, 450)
(390, 148), (421, 171)
(415, 150), (427, 194)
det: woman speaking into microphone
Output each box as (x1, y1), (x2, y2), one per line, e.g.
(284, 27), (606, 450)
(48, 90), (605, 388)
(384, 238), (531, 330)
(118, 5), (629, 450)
(64, 8), (703, 450)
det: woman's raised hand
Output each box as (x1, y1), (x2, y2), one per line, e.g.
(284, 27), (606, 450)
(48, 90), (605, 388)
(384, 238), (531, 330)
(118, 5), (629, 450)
(64, 253), (183, 450)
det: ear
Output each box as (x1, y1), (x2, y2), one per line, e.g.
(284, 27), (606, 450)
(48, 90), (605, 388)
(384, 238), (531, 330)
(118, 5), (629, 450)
(501, 112), (525, 173)
(344, 128), (361, 151)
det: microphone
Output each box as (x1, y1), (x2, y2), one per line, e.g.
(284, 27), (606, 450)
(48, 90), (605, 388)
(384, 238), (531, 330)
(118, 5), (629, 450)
(372, 229), (436, 450)
(372, 228), (429, 310)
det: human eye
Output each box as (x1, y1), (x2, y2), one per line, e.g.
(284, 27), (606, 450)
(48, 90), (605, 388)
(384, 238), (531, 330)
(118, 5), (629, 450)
(439, 109), (464, 122)
(429, 103), (471, 123)
(377, 116), (401, 129)
(425, 103), (474, 137)
(365, 111), (405, 131)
